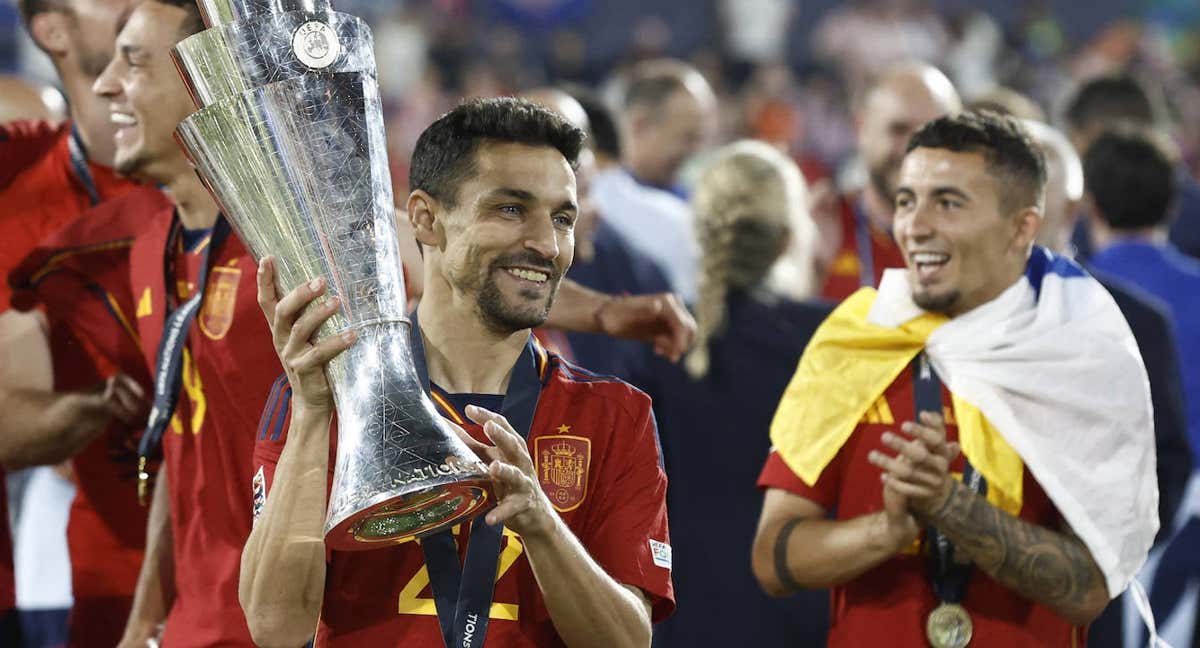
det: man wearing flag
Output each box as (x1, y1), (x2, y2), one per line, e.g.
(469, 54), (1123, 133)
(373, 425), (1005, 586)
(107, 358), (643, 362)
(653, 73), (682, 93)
(752, 111), (1158, 647)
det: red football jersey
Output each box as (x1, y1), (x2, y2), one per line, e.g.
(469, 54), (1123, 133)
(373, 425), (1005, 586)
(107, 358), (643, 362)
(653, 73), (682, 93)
(253, 344), (674, 647)
(758, 369), (1086, 647)
(130, 214), (281, 647)
(819, 197), (907, 301)
(0, 121), (141, 641)
(8, 188), (170, 648)
(0, 121), (135, 308)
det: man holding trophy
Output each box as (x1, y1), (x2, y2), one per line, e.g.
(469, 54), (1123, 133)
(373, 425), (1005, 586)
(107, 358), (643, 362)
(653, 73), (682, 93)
(242, 97), (674, 647)
(56, 0), (683, 645)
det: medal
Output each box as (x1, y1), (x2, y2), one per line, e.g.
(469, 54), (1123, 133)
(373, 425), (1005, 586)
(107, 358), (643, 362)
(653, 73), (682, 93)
(926, 603), (973, 648)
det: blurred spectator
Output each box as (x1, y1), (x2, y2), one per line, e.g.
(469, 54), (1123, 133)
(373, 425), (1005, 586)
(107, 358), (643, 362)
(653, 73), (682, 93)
(592, 59), (717, 301)
(1027, 119), (1193, 648)
(816, 61), (960, 300)
(644, 140), (832, 648)
(717, 0), (794, 70)
(1082, 126), (1200, 648)
(1062, 73), (1200, 260)
(1083, 128), (1200, 466)
(525, 86), (674, 385)
(812, 0), (951, 100)
(1, 2), (149, 647)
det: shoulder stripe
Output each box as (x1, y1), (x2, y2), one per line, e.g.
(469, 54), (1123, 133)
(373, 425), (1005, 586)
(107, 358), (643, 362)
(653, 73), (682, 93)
(257, 374), (287, 441)
(271, 386), (293, 442)
(27, 240), (134, 286)
(91, 285), (142, 346)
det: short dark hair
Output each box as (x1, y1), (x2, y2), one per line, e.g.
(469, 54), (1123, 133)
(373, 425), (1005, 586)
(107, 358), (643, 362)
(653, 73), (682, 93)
(907, 110), (1047, 214)
(153, 0), (205, 37)
(410, 97), (586, 209)
(1083, 128), (1177, 230)
(1063, 74), (1161, 134)
(561, 83), (621, 160)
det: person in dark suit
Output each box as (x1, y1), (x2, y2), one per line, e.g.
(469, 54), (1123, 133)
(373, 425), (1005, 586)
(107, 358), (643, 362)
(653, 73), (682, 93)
(645, 140), (833, 647)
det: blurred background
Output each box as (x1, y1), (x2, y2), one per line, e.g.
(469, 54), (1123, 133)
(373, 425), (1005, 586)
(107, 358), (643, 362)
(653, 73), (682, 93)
(3, 0), (1198, 194)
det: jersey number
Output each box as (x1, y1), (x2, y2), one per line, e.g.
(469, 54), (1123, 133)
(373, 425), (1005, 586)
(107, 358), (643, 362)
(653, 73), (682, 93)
(397, 526), (524, 620)
(169, 347), (207, 435)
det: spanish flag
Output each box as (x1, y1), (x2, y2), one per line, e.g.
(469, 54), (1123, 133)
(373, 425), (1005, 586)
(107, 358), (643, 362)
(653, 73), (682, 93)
(769, 287), (1026, 516)
(771, 248), (1157, 598)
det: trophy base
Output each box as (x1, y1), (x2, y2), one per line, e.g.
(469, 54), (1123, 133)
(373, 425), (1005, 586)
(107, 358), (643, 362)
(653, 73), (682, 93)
(326, 479), (494, 551)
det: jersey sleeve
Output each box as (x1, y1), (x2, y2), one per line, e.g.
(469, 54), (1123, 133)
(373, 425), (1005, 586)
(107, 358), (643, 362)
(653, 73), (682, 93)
(578, 392), (675, 622)
(757, 445), (844, 511)
(0, 120), (62, 190)
(252, 374), (293, 524)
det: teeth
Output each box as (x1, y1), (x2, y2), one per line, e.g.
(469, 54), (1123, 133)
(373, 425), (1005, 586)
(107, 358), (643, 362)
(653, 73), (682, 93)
(111, 113), (137, 126)
(506, 268), (548, 283)
(912, 252), (949, 265)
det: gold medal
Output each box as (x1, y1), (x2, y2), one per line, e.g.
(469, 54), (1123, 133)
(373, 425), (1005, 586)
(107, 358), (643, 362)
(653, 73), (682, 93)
(926, 603), (973, 648)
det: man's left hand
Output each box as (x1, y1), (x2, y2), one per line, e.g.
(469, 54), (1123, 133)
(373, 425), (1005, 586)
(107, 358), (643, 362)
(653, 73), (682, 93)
(868, 412), (961, 517)
(452, 404), (557, 539)
(596, 293), (695, 363)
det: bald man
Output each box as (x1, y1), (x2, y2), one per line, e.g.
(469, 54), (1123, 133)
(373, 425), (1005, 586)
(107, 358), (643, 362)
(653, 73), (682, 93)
(1026, 120), (1195, 648)
(592, 59), (717, 302)
(818, 61), (962, 299)
(519, 87), (676, 387)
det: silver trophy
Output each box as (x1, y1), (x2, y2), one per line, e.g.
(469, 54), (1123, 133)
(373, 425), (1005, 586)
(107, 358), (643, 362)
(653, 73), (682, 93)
(172, 0), (494, 550)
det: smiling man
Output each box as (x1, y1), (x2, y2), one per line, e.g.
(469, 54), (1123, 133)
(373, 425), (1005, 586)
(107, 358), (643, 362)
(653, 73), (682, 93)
(240, 98), (674, 648)
(752, 111), (1158, 646)
(0, 1), (154, 646)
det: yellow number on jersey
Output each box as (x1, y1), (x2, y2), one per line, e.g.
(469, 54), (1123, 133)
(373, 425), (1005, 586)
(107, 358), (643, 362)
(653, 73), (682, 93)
(169, 347), (207, 435)
(397, 525), (524, 620)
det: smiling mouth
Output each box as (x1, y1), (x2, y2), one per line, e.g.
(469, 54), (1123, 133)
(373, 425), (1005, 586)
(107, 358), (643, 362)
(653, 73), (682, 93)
(910, 251), (950, 279)
(503, 267), (550, 284)
(110, 112), (137, 127)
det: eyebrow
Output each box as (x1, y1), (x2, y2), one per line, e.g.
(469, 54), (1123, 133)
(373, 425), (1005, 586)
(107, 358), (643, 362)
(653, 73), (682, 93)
(932, 187), (972, 201)
(487, 187), (536, 202)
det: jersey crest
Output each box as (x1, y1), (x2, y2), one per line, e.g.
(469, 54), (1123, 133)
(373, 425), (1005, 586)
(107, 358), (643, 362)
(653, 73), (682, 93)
(199, 265), (242, 340)
(536, 433), (590, 512)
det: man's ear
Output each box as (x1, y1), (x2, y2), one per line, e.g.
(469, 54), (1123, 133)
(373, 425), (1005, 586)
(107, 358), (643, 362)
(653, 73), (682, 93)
(407, 190), (444, 250)
(1014, 205), (1042, 251)
(29, 11), (70, 58)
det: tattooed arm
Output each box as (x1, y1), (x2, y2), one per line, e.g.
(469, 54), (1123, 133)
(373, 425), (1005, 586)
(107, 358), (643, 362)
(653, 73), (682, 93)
(921, 479), (1108, 624)
(871, 412), (1109, 625)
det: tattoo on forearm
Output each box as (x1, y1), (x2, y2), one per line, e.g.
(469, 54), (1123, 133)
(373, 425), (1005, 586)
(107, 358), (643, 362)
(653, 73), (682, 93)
(774, 518), (806, 593)
(925, 481), (1103, 614)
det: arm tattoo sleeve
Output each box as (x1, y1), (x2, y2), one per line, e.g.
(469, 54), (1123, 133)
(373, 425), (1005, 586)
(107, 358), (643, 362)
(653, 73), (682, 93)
(925, 480), (1105, 615)
(774, 518), (807, 594)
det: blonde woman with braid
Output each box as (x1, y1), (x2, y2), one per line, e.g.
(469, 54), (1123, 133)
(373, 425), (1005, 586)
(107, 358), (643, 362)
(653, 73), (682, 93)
(645, 140), (833, 648)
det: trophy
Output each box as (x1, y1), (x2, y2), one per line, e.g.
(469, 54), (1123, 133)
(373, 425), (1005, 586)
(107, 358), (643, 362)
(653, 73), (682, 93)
(171, 0), (494, 550)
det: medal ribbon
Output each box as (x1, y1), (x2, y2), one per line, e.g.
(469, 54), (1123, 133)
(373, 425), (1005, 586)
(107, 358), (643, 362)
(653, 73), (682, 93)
(853, 202), (876, 288)
(137, 216), (232, 501)
(408, 311), (543, 648)
(912, 352), (986, 606)
(67, 125), (101, 207)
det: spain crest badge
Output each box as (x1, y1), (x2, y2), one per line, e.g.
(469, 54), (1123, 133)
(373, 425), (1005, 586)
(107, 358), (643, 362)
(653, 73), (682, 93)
(199, 266), (242, 340)
(535, 434), (590, 512)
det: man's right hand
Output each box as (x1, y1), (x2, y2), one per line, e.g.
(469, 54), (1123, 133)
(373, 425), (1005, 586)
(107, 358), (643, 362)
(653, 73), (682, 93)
(255, 256), (357, 417)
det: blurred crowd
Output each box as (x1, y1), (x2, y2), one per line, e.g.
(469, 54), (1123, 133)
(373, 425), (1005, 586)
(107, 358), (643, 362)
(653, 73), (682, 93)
(2, 0), (1200, 647)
